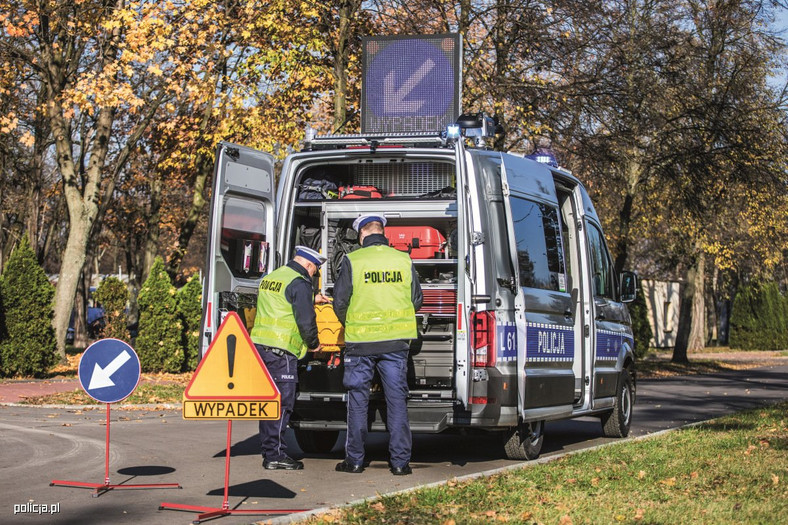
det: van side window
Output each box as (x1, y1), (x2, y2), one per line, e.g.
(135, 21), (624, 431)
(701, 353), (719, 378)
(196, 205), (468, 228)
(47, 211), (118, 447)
(587, 224), (614, 299)
(510, 197), (566, 292)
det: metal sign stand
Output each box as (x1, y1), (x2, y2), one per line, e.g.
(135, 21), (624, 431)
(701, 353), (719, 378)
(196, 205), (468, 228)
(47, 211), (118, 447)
(159, 420), (305, 523)
(50, 403), (182, 496)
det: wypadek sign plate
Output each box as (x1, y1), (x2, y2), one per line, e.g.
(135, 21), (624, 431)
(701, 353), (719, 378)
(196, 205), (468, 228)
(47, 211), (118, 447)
(361, 33), (461, 133)
(182, 312), (280, 420)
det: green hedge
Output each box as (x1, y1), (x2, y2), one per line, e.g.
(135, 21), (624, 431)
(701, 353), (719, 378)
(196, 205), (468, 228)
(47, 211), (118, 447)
(176, 273), (202, 371)
(0, 237), (58, 377)
(729, 281), (788, 350)
(135, 257), (184, 372)
(93, 276), (129, 341)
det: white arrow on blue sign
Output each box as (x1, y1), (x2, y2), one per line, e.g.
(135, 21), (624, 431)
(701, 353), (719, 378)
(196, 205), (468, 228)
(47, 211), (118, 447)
(366, 39), (454, 118)
(78, 339), (141, 403)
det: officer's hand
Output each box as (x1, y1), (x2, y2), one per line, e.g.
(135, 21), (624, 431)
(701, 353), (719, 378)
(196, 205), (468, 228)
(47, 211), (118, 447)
(310, 344), (323, 352)
(314, 293), (330, 304)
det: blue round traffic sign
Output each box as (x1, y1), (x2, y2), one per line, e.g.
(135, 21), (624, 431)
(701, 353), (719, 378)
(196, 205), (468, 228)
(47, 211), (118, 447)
(78, 339), (141, 403)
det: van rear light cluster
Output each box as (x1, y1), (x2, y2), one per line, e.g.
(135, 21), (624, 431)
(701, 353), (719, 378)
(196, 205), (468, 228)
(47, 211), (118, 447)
(471, 311), (496, 367)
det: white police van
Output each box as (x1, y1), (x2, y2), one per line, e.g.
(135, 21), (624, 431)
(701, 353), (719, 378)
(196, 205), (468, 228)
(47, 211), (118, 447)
(200, 110), (638, 460)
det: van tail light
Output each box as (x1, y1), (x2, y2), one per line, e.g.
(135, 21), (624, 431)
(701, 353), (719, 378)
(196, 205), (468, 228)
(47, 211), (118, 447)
(471, 311), (496, 367)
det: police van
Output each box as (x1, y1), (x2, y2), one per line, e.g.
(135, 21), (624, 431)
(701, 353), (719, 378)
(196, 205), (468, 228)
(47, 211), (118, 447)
(200, 110), (638, 460)
(204, 33), (638, 460)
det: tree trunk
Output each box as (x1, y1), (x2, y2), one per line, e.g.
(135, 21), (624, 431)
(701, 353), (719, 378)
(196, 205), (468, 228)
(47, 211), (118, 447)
(52, 219), (90, 359)
(673, 250), (706, 362)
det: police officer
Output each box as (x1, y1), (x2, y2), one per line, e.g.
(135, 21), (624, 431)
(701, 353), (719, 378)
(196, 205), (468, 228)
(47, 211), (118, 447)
(333, 214), (423, 475)
(250, 245), (328, 470)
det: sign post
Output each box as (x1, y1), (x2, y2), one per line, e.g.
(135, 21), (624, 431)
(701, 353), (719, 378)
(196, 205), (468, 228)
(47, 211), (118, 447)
(50, 339), (181, 496)
(159, 312), (306, 522)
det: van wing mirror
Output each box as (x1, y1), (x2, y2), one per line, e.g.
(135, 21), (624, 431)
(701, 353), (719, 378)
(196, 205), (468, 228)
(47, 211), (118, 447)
(620, 271), (637, 303)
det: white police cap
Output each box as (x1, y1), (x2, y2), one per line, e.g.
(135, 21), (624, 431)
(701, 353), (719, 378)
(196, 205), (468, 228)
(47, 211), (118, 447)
(294, 245), (327, 266)
(352, 214), (387, 232)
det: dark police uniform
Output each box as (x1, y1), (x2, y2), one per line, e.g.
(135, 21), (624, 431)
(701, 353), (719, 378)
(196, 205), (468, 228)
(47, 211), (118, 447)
(250, 259), (320, 469)
(333, 232), (423, 474)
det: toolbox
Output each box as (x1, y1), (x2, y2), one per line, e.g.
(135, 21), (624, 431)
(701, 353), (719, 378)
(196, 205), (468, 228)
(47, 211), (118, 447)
(386, 226), (446, 259)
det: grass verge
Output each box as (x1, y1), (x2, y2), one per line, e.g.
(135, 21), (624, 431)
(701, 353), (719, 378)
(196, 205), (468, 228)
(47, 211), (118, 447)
(19, 378), (186, 406)
(306, 402), (788, 525)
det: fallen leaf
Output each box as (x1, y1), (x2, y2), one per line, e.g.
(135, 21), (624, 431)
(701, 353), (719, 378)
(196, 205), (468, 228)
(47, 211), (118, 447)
(485, 510), (497, 517)
(638, 470), (646, 479)
(566, 478), (577, 484)
(772, 474), (779, 486)
(442, 520), (456, 525)
(591, 477), (599, 486)
(370, 502), (385, 512)
(634, 508), (645, 521)
(447, 479), (457, 487)
(660, 477), (677, 486)
(559, 515), (573, 525)
(759, 440), (770, 448)
(690, 472), (699, 479)
(61, 423), (71, 427)
(520, 511), (533, 520)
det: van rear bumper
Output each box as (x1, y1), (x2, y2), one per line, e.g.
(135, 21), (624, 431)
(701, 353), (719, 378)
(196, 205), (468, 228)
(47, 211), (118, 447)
(292, 393), (457, 433)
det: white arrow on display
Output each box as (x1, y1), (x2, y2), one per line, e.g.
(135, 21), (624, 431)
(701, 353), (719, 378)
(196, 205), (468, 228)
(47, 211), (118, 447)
(88, 349), (132, 390)
(383, 58), (435, 114)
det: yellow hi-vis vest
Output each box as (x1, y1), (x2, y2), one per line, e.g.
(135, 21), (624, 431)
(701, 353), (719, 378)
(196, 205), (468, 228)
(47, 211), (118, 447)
(250, 265), (308, 358)
(345, 246), (417, 342)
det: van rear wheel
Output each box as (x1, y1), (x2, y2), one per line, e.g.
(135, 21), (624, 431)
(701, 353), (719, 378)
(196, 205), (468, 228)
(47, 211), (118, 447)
(294, 429), (339, 454)
(600, 369), (633, 438)
(503, 420), (544, 460)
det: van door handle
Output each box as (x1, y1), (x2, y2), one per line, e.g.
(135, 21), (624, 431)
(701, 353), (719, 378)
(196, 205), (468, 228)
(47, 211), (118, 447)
(596, 312), (605, 320)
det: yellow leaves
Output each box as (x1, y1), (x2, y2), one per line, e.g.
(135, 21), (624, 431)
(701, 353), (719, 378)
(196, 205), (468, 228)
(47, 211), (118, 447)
(369, 502), (385, 512)
(771, 473), (779, 486)
(659, 477), (677, 487)
(637, 470), (646, 480)
(147, 64), (164, 77)
(0, 114), (19, 134)
(20, 131), (35, 148)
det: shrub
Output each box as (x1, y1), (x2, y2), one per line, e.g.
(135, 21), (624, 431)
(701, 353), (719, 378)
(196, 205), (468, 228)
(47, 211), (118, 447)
(0, 237), (58, 377)
(176, 274), (202, 371)
(730, 281), (788, 350)
(135, 257), (183, 372)
(628, 291), (653, 359)
(93, 277), (129, 341)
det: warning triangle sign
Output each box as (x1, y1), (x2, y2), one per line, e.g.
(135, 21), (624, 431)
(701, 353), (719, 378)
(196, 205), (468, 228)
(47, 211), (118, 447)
(184, 312), (280, 401)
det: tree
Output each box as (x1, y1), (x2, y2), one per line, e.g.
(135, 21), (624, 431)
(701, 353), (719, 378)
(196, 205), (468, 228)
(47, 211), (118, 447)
(93, 276), (129, 341)
(135, 257), (182, 373)
(0, 236), (57, 377)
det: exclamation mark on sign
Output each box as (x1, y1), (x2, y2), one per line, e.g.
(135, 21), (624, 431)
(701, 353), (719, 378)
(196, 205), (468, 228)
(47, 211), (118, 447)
(227, 334), (236, 390)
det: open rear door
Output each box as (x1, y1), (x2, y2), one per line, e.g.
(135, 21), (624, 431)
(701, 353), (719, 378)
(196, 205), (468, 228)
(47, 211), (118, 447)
(200, 142), (276, 357)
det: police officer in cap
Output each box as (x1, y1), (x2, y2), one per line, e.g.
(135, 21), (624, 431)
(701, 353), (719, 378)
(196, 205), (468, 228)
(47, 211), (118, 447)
(251, 245), (328, 470)
(333, 214), (423, 475)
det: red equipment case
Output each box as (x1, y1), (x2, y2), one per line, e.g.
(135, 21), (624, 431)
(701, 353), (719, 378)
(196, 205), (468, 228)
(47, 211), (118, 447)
(386, 226), (446, 259)
(339, 185), (383, 199)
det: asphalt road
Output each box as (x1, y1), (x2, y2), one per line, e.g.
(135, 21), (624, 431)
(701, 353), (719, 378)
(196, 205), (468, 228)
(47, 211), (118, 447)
(1, 363), (786, 525)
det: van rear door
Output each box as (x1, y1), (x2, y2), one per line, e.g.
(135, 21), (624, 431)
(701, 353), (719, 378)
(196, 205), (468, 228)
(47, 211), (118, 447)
(200, 142), (276, 357)
(500, 155), (576, 420)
